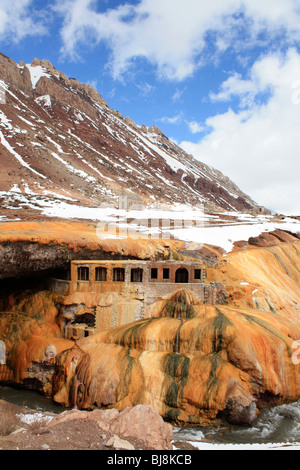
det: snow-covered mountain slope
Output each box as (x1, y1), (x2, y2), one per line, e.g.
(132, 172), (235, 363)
(0, 54), (261, 218)
(0, 53), (299, 252)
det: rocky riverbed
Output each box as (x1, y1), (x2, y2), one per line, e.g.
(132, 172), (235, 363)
(0, 398), (177, 451)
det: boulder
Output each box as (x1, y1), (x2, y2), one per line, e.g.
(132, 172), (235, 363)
(110, 405), (174, 451)
(43, 405), (173, 450)
(223, 381), (258, 425)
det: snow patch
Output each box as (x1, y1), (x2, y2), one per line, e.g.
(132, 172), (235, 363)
(17, 115), (36, 128)
(51, 152), (97, 183)
(35, 95), (52, 107)
(180, 441), (300, 450)
(18, 412), (54, 426)
(26, 65), (51, 89)
(47, 136), (64, 154)
(0, 129), (47, 180)
(0, 110), (13, 130)
(10, 184), (22, 193)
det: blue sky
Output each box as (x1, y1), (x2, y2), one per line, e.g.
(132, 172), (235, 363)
(1, 0), (300, 214)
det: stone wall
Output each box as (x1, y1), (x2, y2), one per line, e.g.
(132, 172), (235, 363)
(48, 278), (71, 296)
(51, 259), (224, 339)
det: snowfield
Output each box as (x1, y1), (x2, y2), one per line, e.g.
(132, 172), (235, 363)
(0, 189), (299, 253)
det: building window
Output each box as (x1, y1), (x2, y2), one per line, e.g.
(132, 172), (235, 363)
(151, 268), (158, 279)
(77, 267), (89, 281)
(113, 267), (125, 282)
(194, 269), (202, 280)
(163, 268), (170, 279)
(131, 268), (143, 283)
(95, 267), (107, 282)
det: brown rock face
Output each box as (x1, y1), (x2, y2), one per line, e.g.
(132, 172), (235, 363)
(1, 239), (300, 427)
(42, 405), (173, 450)
(109, 405), (173, 450)
(0, 53), (259, 218)
(0, 53), (33, 97)
(0, 220), (174, 280)
(248, 230), (300, 248)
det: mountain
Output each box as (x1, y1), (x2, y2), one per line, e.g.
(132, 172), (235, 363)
(0, 53), (263, 223)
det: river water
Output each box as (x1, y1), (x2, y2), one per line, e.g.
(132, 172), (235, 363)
(1, 385), (300, 450)
(0, 385), (67, 415)
(173, 400), (300, 450)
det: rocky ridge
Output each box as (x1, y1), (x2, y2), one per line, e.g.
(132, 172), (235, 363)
(0, 53), (260, 221)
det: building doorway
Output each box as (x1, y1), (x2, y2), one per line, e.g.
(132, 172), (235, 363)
(175, 268), (189, 283)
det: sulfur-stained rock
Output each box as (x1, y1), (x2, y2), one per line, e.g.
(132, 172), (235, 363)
(50, 293), (300, 425)
(215, 240), (300, 316)
(0, 220), (176, 280)
(0, 290), (74, 391)
(248, 233), (281, 247)
(1, 237), (300, 427)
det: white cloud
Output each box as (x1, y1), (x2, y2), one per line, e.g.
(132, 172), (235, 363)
(181, 49), (300, 215)
(158, 113), (183, 125)
(187, 120), (205, 134)
(135, 81), (155, 97)
(54, 0), (300, 81)
(0, 0), (46, 42)
(172, 88), (186, 103)
(209, 72), (260, 108)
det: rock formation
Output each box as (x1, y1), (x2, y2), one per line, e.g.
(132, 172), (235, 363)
(0, 400), (173, 450)
(0, 53), (259, 220)
(0, 220), (175, 280)
(0, 235), (300, 427)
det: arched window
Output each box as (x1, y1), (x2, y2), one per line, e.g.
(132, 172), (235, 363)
(175, 268), (189, 283)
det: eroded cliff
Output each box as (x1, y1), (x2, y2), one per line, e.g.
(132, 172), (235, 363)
(0, 220), (179, 279)
(0, 235), (300, 426)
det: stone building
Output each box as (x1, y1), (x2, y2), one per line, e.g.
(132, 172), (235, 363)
(118, 192), (144, 211)
(51, 259), (223, 340)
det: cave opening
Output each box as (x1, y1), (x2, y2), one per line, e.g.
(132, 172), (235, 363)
(73, 313), (95, 327)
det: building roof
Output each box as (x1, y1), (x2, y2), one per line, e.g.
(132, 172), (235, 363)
(71, 260), (206, 266)
(120, 191), (143, 201)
